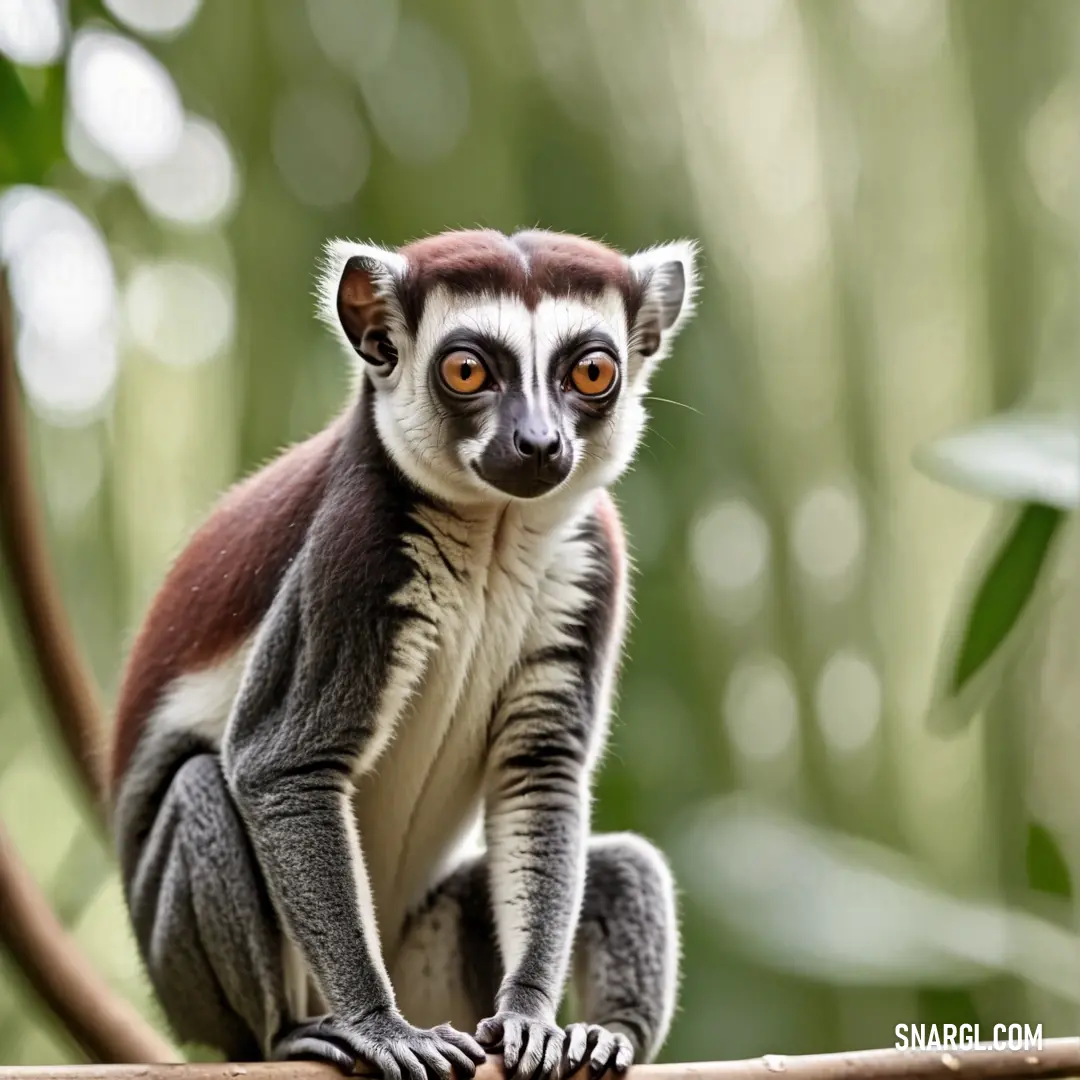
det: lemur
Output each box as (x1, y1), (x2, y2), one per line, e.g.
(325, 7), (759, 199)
(110, 228), (698, 1080)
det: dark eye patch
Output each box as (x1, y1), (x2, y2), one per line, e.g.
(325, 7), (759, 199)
(426, 331), (521, 450)
(550, 330), (620, 385)
(430, 329), (522, 392)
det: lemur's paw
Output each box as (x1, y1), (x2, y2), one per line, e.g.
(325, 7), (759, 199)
(476, 1011), (565, 1080)
(272, 1019), (355, 1073)
(563, 1023), (634, 1077)
(273, 1013), (486, 1080)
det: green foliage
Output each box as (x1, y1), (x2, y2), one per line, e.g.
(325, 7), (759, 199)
(915, 988), (981, 1032)
(946, 503), (1063, 697)
(0, 57), (65, 185)
(1026, 822), (1072, 900)
(918, 410), (1074, 732)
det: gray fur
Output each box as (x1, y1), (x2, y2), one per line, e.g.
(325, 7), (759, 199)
(114, 233), (698, 1078)
(393, 836), (678, 1067)
(127, 753), (284, 1060)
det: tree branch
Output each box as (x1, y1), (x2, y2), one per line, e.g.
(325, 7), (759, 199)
(0, 271), (178, 1061)
(0, 821), (179, 1063)
(0, 269), (108, 815)
(0, 1041), (1078, 1080)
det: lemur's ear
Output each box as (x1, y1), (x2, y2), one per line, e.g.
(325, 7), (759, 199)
(627, 240), (699, 376)
(318, 240), (408, 369)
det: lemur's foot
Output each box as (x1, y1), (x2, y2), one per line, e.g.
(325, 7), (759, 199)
(273, 1018), (355, 1072)
(273, 1013), (486, 1079)
(476, 1011), (566, 1080)
(563, 1023), (635, 1077)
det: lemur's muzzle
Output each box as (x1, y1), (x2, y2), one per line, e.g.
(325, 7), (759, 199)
(475, 403), (572, 499)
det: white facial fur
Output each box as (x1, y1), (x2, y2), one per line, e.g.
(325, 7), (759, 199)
(316, 236), (699, 509)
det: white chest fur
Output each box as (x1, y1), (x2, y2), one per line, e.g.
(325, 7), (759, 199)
(351, 497), (592, 953)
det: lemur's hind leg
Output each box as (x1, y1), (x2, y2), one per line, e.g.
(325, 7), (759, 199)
(126, 753), (295, 1061)
(391, 833), (679, 1070)
(568, 834), (680, 1067)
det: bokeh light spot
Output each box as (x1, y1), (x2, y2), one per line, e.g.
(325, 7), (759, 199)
(15, 227), (114, 343)
(125, 261), (234, 368)
(791, 483), (864, 584)
(358, 17), (469, 164)
(690, 496), (771, 595)
(16, 329), (118, 426)
(272, 87), (370, 209)
(1025, 77), (1080, 226)
(132, 114), (239, 228)
(306, 0), (398, 74)
(0, 187), (119, 425)
(0, 0), (64, 65)
(103, 0), (202, 39)
(815, 649), (882, 754)
(64, 111), (124, 181)
(69, 29), (184, 172)
(723, 654), (799, 763)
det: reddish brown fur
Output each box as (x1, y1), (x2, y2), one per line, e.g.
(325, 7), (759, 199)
(110, 419), (345, 788)
(396, 229), (645, 333)
(594, 489), (626, 595)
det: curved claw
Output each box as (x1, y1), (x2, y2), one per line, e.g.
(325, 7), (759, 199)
(563, 1023), (636, 1078)
(274, 1014), (484, 1080)
(273, 1020), (356, 1074)
(435, 1022), (489, 1065)
(477, 1012), (566, 1080)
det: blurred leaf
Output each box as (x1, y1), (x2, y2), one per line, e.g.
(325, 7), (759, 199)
(1026, 822), (1072, 900)
(916, 988), (980, 1030)
(674, 795), (1080, 1001)
(915, 411), (1080, 509)
(0, 57), (65, 186)
(943, 503), (1063, 700)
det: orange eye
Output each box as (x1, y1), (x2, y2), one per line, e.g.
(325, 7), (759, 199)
(568, 352), (618, 396)
(440, 351), (490, 394)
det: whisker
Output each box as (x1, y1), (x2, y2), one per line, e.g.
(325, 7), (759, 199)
(650, 430), (676, 453)
(644, 395), (701, 416)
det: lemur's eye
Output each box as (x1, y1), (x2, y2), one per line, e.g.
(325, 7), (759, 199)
(440, 351), (490, 395)
(567, 352), (618, 396)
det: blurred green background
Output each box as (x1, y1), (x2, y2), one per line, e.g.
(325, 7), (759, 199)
(1, 0), (1079, 1067)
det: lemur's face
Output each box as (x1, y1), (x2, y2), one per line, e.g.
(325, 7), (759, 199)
(319, 229), (698, 505)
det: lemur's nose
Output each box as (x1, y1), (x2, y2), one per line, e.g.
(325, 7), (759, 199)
(513, 424), (562, 464)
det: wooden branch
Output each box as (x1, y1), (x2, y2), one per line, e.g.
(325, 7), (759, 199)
(0, 821), (179, 1064)
(0, 267), (174, 1060)
(0, 269), (108, 814)
(0, 1040), (1078, 1080)
(0, 315), (177, 1056)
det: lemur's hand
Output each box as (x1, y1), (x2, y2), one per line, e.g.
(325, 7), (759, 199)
(563, 1023), (635, 1076)
(274, 1011), (486, 1080)
(476, 1010), (565, 1080)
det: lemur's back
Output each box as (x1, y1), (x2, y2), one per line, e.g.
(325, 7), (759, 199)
(111, 419), (344, 788)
